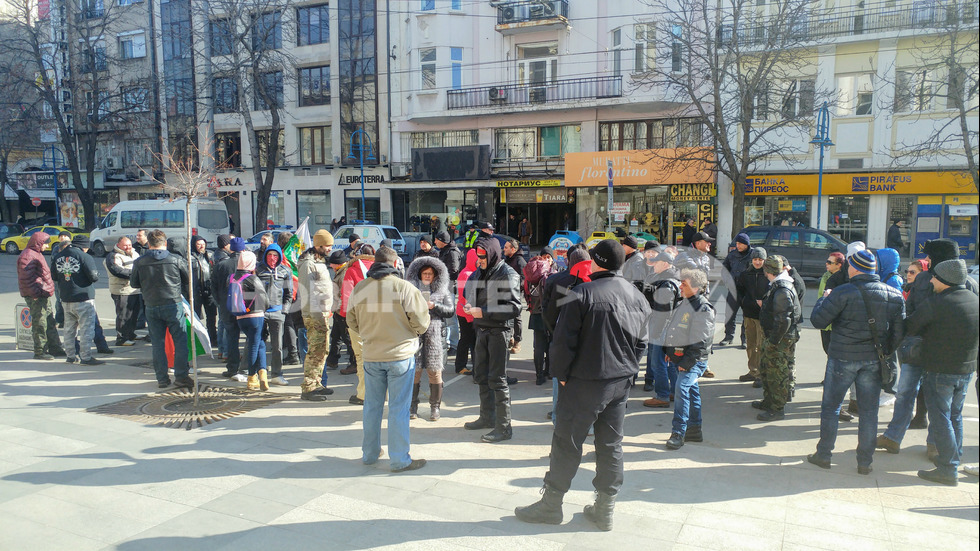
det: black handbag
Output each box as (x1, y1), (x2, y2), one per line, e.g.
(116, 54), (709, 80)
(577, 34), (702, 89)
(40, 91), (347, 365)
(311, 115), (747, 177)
(856, 286), (899, 394)
(897, 335), (922, 365)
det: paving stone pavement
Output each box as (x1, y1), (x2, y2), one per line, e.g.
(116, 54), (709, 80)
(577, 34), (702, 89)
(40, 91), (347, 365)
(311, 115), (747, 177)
(0, 256), (976, 550)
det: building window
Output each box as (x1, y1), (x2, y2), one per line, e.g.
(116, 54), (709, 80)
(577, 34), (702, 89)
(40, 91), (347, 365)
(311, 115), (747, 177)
(494, 126), (580, 161)
(776, 79), (815, 119)
(948, 66), (979, 111)
(299, 126), (331, 165)
(517, 43), (558, 85)
(86, 90), (110, 121)
(122, 86), (149, 111)
(670, 24), (684, 73)
(213, 77), (238, 114)
(634, 23), (655, 73)
(251, 11), (282, 51)
(338, 0), (378, 163)
(827, 195), (869, 244)
(837, 74), (874, 116)
(254, 71), (284, 110)
(255, 129), (286, 167)
(410, 130), (479, 149)
(210, 18), (233, 56)
(611, 29), (622, 77)
(451, 47), (462, 89)
(118, 31), (146, 59)
(299, 65), (330, 106)
(118, 0), (143, 6)
(895, 68), (942, 113)
(81, 42), (107, 73)
(421, 0), (435, 10)
(599, 118), (704, 151)
(297, 190), (332, 234)
(420, 48), (436, 90)
(215, 131), (242, 168)
(297, 4), (329, 46)
(125, 139), (153, 168)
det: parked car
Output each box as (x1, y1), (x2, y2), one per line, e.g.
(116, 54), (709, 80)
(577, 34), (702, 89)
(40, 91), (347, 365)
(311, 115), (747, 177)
(2, 225), (89, 254)
(334, 223), (407, 255)
(244, 229), (291, 252)
(0, 223), (24, 241)
(738, 225), (848, 279)
(88, 198), (230, 256)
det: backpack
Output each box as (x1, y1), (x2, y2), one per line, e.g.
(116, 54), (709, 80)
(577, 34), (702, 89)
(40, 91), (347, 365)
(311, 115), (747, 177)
(227, 273), (253, 316)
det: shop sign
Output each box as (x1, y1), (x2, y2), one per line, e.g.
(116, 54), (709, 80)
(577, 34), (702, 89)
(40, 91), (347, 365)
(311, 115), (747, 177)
(501, 188), (569, 203)
(777, 199), (808, 212)
(743, 170), (974, 196)
(564, 148), (715, 187)
(670, 183), (716, 202)
(496, 179), (561, 187)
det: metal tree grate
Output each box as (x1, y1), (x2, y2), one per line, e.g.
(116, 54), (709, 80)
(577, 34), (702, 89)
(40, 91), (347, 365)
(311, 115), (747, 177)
(86, 384), (288, 430)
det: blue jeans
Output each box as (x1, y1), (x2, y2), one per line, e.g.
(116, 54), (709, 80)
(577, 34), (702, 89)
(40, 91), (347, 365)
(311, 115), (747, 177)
(922, 371), (972, 478)
(815, 358), (880, 468)
(672, 360), (706, 434)
(297, 328), (308, 363)
(145, 302), (189, 384)
(646, 344), (678, 400)
(447, 313), (459, 349)
(237, 316), (266, 376)
(883, 362), (925, 444)
(362, 357), (416, 470)
(216, 321), (227, 356)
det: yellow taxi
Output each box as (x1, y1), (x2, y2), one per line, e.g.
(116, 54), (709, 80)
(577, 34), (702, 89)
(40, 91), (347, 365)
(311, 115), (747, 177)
(2, 225), (89, 255)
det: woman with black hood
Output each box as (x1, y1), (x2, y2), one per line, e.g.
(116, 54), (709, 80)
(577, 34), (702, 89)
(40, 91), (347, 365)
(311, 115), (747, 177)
(406, 255), (455, 421)
(190, 235), (217, 345)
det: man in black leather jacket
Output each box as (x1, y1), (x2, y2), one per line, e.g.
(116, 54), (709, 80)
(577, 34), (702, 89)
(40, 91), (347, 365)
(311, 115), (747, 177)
(516, 240), (650, 531)
(808, 250), (904, 475)
(462, 237), (521, 444)
(754, 256), (802, 422)
(130, 230), (191, 389)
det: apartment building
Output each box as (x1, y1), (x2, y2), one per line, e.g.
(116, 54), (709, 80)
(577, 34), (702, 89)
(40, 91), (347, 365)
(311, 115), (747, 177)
(715, 0), (979, 259)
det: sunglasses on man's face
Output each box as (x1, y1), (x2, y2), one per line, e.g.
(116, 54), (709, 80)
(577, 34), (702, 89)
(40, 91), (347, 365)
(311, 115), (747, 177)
(825, 260), (835, 264)
(906, 269), (917, 274)
(476, 253), (488, 259)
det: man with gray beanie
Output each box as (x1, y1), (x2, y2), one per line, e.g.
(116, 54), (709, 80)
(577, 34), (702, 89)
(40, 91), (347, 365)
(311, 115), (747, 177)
(516, 239), (650, 531)
(809, 249), (904, 475)
(52, 235), (103, 366)
(905, 259), (978, 486)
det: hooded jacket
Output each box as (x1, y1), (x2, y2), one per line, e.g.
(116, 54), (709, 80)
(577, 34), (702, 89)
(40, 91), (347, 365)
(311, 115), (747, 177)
(549, 271), (651, 382)
(760, 272), (803, 344)
(811, 273), (905, 361)
(438, 240), (463, 284)
(875, 248), (903, 291)
(464, 238), (521, 330)
(18, 232), (55, 299)
(542, 259), (593, 333)
(105, 244), (141, 296)
(523, 256), (557, 315)
(456, 249), (479, 321)
(297, 249), (333, 316)
(347, 261), (430, 362)
(52, 244), (101, 303)
(340, 253), (375, 317)
(256, 243), (293, 316)
(130, 248), (188, 307)
(407, 256), (455, 371)
(233, 255), (267, 319)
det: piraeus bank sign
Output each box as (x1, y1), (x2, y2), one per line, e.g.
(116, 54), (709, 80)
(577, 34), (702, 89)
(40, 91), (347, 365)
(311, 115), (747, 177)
(744, 171), (972, 196)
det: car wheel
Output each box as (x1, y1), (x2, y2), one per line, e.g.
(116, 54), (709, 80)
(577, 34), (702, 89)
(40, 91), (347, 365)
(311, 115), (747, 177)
(91, 240), (106, 257)
(4, 241), (18, 254)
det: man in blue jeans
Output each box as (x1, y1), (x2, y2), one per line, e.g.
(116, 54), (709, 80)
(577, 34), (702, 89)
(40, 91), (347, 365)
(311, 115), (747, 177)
(347, 246), (430, 473)
(809, 250), (904, 474)
(663, 268), (715, 450)
(905, 259), (978, 486)
(131, 230), (191, 389)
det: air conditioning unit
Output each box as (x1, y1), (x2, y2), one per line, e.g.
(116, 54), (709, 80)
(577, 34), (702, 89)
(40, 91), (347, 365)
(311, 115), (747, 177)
(501, 6), (516, 21)
(488, 87), (507, 101)
(390, 164), (410, 178)
(105, 156), (123, 169)
(529, 87), (547, 103)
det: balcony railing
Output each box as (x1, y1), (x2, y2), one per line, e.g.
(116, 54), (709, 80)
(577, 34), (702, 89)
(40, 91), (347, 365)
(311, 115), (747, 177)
(721, 0), (978, 46)
(447, 75), (622, 110)
(81, 59), (108, 73)
(496, 0), (568, 25)
(76, 8), (105, 21)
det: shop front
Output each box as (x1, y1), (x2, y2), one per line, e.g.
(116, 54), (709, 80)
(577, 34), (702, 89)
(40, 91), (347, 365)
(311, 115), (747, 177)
(742, 170), (977, 259)
(495, 180), (575, 246)
(565, 148), (715, 243)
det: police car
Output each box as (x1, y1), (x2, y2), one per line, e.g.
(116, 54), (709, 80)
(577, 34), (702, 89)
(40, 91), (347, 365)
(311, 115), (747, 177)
(333, 221), (406, 254)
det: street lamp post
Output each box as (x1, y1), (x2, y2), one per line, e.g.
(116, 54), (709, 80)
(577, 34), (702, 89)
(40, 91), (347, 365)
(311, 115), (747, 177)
(346, 129), (377, 222)
(809, 102), (834, 231)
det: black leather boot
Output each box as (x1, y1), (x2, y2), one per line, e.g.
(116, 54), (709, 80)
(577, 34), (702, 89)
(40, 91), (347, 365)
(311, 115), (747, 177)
(515, 484), (564, 525)
(410, 383), (420, 419)
(464, 384), (495, 430)
(584, 491), (616, 531)
(428, 383), (442, 421)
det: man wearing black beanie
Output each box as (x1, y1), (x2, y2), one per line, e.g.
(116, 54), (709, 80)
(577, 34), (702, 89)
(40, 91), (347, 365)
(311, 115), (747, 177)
(516, 240), (651, 531)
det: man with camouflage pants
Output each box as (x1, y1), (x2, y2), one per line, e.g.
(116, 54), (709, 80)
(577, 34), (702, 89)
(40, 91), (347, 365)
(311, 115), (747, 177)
(298, 230), (336, 401)
(753, 256), (802, 422)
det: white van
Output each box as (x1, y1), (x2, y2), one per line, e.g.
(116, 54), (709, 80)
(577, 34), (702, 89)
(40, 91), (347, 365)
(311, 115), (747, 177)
(88, 198), (230, 256)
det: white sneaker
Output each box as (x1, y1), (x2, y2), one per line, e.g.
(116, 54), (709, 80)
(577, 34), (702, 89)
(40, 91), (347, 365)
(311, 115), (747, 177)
(963, 464), (979, 476)
(231, 373), (248, 383)
(271, 376), (288, 386)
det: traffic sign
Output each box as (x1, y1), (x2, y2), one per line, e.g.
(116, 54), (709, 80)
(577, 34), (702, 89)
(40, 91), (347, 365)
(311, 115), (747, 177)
(31, 197), (42, 207)
(16, 304), (33, 350)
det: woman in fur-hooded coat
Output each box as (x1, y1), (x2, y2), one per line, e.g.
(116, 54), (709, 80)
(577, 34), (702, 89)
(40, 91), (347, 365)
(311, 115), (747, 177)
(406, 255), (455, 421)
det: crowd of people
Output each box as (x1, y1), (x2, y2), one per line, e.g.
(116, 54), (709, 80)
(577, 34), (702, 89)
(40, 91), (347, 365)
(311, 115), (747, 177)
(15, 218), (978, 529)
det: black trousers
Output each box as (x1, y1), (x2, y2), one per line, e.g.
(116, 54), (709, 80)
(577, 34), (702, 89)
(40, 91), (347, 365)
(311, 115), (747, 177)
(724, 293), (743, 341)
(327, 314), (353, 367)
(283, 310), (300, 359)
(544, 377), (632, 495)
(112, 294), (142, 342)
(473, 326), (511, 429)
(532, 328), (550, 378)
(193, 294), (217, 345)
(512, 315), (523, 344)
(455, 315), (476, 372)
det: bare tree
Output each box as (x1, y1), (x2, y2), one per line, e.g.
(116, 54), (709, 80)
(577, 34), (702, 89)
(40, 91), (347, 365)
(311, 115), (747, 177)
(1, 0), (159, 229)
(0, 21), (42, 222)
(193, 0), (298, 233)
(636, 0), (829, 236)
(883, 1), (978, 193)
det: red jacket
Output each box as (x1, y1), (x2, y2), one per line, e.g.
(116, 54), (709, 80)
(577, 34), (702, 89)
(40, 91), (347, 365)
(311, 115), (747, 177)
(456, 249), (478, 321)
(339, 255), (374, 317)
(18, 232), (55, 299)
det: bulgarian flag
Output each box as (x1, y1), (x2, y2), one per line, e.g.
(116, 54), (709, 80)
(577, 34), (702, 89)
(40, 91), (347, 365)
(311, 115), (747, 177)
(283, 216), (312, 277)
(164, 299), (213, 366)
